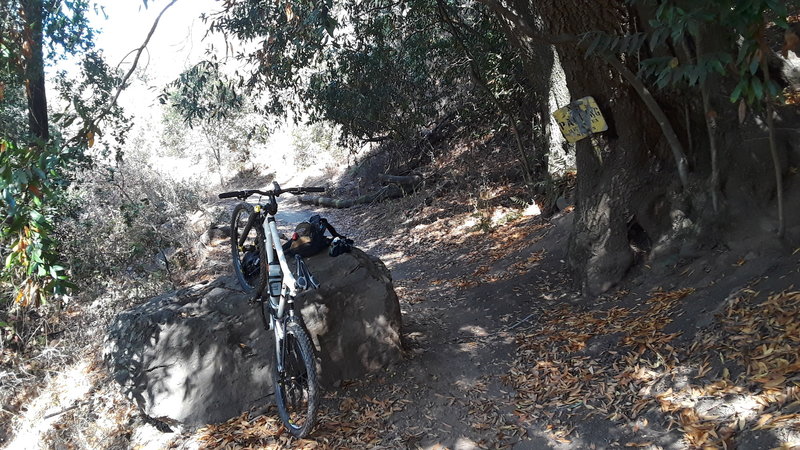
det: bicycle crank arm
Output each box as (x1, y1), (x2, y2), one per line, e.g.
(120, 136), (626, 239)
(307, 273), (319, 289)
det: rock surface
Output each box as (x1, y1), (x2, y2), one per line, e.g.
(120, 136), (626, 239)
(103, 248), (402, 427)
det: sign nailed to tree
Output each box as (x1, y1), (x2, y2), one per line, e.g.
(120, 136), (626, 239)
(552, 96), (608, 143)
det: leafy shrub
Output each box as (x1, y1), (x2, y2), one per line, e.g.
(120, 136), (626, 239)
(55, 151), (214, 290)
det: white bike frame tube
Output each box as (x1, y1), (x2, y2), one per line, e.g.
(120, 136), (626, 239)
(263, 216), (297, 319)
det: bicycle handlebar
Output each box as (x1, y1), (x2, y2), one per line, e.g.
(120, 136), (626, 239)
(218, 186), (325, 200)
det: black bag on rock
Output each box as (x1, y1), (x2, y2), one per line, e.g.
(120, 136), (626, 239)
(283, 215), (350, 257)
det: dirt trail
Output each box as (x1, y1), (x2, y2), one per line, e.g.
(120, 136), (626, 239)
(191, 199), (576, 448)
(5, 192), (800, 449)
(301, 205), (578, 448)
(230, 195), (799, 450)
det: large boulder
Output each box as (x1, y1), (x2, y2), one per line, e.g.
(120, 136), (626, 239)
(103, 248), (402, 427)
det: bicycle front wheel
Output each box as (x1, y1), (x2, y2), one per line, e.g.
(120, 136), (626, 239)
(230, 202), (267, 297)
(274, 319), (319, 438)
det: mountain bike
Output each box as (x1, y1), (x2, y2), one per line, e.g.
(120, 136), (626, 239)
(219, 182), (324, 438)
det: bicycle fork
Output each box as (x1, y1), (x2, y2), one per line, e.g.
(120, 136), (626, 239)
(273, 307), (299, 374)
(260, 298), (287, 373)
(274, 318), (286, 373)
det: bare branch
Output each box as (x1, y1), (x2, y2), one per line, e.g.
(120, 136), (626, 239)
(108, 0), (180, 115)
(84, 0), (179, 133)
(65, 0), (179, 148)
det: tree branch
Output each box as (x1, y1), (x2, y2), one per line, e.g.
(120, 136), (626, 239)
(89, 0), (179, 131)
(436, 0), (534, 186)
(110, 0), (179, 115)
(603, 56), (689, 188)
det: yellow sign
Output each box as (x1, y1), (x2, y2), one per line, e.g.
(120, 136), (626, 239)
(552, 96), (608, 143)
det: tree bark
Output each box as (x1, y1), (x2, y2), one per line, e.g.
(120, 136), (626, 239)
(761, 46), (784, 238)
(479, 0), (670, 295)
(603, 56), (689, 188)
(20, 0), (48, 141)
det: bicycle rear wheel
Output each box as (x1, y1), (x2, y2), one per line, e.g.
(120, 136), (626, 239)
(230, 202), (267, 296)
(274, 319), (319, 438)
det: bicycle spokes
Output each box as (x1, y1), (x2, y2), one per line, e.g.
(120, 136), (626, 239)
(240, 245), (260, 280)
(278, 334), (312, 429)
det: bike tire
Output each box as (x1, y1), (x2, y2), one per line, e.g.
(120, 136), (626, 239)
(230, 202), (268, 297)
(274, 319), (319, 438)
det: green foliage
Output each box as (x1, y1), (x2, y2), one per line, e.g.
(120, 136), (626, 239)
(291, 122), (343, 167)
(0, 0), (129, 310)
(56, 152), (211, 283)
(301, 0), (462, 142)
(0, 138), (75, 307)
(42, 0), (96, 58)
(0, 0), (95, 78)
(160, 63), (271, 181)
(203, 0), (337, 120)
(579, 0), (790, 107)
(159, 60), (243, 127)
(723, 0), (787, 106)
(191, 0), (527, 146)
(53, 50), (131, 160)
(0, 81), (28, 141)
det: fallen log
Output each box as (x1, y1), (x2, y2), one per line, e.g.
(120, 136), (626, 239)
(377, 173), (422, 185)
(298, 184), (404, 209)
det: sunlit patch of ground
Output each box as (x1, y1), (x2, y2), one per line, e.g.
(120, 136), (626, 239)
(7, 359), (94, 449)
(5, 352), (140, 450)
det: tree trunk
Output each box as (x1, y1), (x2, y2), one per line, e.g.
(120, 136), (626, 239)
(377, 174), (422, 186)
(20, 0), (48, 140)
(480, 0), (673, 295)
(483, 0), (566, 182)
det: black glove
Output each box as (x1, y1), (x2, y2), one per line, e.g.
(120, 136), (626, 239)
(329, 237), (354, 257)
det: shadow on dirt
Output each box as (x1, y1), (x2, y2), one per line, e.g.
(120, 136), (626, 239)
(307, 199), (800, 449)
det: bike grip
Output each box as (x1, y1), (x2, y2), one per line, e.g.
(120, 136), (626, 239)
(218, 191), (243, 199)
(304, 187), (325, 193)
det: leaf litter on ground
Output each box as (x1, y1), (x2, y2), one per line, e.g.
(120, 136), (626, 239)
(506, 285), (800, 448)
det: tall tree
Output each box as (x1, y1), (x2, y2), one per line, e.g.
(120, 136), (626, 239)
(476, 0), (796, 294)
(19, 0), (48, 140)
(0, 0), (173, 307)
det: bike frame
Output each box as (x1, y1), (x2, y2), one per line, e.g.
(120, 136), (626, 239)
(258, 206), (306, 373)
(221, 182), (321, 437)
(263, 215), (298, 318)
